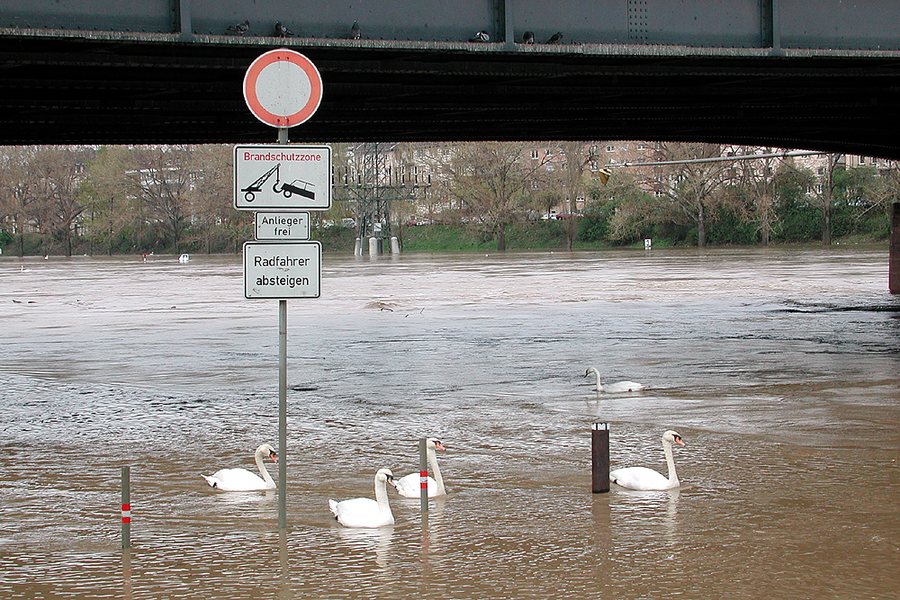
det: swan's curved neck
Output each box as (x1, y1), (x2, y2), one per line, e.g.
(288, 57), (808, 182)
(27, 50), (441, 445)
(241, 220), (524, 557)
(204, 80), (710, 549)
(589, 368), (603, 391)
(662, 440), (679, 486)
(427, 447), (446, 495)
(374, 477), (391, 510)
(255, 449), (276, 488)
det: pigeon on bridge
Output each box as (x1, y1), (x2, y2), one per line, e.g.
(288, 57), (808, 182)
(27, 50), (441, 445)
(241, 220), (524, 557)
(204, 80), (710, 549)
(273, 21), (294, 37)
(226, 20), (250, 36)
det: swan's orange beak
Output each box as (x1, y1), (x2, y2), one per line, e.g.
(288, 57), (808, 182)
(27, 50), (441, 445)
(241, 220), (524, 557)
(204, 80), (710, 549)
(269, 451), (278, 462)
(674, 437), (685, 447)
(435, 441), (447, 452)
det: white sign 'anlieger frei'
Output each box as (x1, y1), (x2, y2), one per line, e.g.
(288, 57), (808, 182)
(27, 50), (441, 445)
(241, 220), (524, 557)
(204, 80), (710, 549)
(255, 211), (310, 240)
(234, 145), (331, 210)
(243, 241), (321, 299)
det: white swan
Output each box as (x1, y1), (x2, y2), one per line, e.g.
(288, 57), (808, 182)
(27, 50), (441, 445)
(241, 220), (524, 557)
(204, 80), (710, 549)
(201, 443), (277, 491)
(394, 438), (447, 498)
(584, 367), (646, 393)
(329, 468), (398, 528)
(610, 430), (685, 491)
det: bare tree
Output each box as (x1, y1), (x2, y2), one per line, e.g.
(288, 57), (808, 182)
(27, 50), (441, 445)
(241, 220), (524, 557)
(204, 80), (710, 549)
(444, 142), (537, 251)
(28, 146), (93, 256)
(647, 142), (731, 247)
(558, 142), (599, 250)
(812, 153), (844, 245)
(417, 144), (472, 225)
(127, 145), (196, 253)
(0, 147), (37, 257)
(188, 145), (234, 254)
(81, 146), (133, 255)
(729, 146), (783, 246)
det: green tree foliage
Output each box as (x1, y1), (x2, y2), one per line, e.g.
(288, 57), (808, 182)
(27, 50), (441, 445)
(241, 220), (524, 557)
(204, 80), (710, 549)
(705, 203), (759, 245)
(831, 165), (892, 239)
(0, 143), (894, 256)
(81, 146), (133, 255)
(583, 171), (657, 245)
(773, 163), (819, 242)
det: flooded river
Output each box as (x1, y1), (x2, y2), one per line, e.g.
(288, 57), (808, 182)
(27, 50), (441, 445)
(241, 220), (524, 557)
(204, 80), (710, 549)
(1, 247), (898, 598)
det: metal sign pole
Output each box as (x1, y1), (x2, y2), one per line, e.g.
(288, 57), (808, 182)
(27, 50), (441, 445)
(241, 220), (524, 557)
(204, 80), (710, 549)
(241, 49), (324, 531)
(278, 126), (288, 530)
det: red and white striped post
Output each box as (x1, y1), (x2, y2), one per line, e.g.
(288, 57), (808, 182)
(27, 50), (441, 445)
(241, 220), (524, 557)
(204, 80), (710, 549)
(418, 438), (429, 517)
(121, 466), (131, 548)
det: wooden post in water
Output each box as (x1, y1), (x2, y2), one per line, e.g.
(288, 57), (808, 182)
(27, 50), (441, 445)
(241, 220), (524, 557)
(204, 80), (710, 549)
(121, 466), (131, 548)
(591, 423), (610, 493)
(890, 201), (899, 295)
(419, 438), (429, 517)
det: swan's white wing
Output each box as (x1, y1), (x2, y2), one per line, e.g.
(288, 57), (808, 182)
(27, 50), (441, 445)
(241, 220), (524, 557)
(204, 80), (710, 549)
(330, 497), (393, 528)
(609, 466), (672, 491)
(604, 381), (646, 393)
(202, 467), (270, 492)
(394, 473), (441, 498)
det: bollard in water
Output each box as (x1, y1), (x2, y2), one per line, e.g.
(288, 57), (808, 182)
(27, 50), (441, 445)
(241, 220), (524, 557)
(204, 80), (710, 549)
(592, 423), (610, 493)
(418, 438), (429, 516)
(121, 466), (131, 548)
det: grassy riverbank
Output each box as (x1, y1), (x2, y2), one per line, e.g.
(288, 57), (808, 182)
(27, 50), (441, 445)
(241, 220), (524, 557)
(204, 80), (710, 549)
(316, 222), (634, 254)
(314, 221), (885, 255)
(3, 220), (887, 258)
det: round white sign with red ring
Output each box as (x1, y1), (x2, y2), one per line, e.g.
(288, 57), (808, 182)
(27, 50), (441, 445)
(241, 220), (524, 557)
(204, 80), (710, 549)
(243, 49), (323, 128)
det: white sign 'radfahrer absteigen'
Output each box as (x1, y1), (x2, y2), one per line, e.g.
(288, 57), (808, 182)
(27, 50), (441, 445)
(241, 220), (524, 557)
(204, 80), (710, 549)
(234, 145), (331, 210)
(243, 241), (321, 299)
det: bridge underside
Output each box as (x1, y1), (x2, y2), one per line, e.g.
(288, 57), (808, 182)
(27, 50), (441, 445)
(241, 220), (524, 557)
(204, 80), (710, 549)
(1, 34), (899, 159)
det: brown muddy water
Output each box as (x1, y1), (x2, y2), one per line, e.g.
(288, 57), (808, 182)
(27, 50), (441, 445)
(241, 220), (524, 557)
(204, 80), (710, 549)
(1, 247), (898, 599)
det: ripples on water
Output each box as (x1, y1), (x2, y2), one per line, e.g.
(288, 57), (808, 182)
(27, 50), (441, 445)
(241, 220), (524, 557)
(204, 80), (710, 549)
(1, 248), (898, 598)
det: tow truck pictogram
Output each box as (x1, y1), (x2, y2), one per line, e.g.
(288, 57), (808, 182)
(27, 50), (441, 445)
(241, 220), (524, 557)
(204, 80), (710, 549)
(241, 163), (316, 202)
